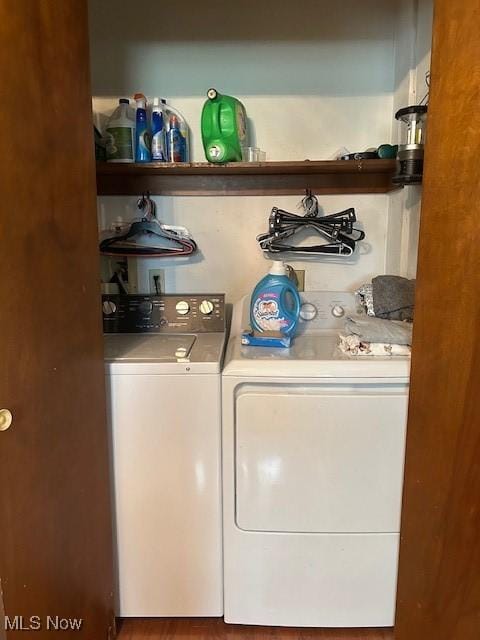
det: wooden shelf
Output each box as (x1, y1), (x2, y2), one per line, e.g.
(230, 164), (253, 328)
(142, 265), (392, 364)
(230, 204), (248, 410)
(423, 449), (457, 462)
(96, 160), (399, 196)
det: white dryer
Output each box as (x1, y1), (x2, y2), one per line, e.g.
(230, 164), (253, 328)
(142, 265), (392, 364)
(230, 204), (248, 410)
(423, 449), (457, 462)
(103, 294), (226, 618)
(222, 291), (410, 628)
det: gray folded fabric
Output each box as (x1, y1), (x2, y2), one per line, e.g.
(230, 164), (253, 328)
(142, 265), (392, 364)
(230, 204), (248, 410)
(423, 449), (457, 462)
(372, 275), (415, 321)
(345, 316), (413, 345)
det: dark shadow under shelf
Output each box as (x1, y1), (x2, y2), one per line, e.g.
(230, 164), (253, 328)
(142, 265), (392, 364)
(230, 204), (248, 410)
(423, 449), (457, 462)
(96, 160), (399, 196)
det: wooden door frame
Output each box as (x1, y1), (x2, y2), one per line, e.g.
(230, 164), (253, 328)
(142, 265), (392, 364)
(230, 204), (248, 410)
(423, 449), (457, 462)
(395, 0), (480, 638)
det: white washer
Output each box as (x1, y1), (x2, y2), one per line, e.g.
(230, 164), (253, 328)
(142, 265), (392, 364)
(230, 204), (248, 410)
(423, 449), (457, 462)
(222, 291), (410, 628)
(104, 294), (226, 617)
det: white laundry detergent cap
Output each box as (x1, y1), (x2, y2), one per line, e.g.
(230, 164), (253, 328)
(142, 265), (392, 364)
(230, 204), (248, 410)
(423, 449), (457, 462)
(134, 93), (147, 109)
(269, 261), (287, 276)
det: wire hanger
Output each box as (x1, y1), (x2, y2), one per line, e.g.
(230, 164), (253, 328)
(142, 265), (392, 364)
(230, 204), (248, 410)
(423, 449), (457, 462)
(257, 192), (365, 257)
(419, 70), (430, 106)
(99, 193), (197, 257)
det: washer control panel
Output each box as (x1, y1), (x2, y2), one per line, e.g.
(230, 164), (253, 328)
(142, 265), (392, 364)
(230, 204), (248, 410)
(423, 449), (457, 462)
(103, 294), (225, 333)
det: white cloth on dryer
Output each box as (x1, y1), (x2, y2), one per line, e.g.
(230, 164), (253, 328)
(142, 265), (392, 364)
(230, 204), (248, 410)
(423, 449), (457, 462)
(338, 334), (411, 357)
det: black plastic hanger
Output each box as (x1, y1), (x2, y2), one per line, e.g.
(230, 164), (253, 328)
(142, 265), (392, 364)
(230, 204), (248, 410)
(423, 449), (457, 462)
(258, 202), (365, 257)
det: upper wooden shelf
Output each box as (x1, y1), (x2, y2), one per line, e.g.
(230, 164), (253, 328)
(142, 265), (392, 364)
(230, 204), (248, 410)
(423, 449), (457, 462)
(95, 160), (398, 196)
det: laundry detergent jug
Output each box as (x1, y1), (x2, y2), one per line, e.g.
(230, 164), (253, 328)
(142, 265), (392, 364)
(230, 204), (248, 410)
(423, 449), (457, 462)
(201, 88), (247, 163)
(250, 262), (301, 336)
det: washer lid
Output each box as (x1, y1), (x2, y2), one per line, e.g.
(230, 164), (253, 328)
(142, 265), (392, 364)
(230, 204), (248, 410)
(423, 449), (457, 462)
(104, 334), (196, 362)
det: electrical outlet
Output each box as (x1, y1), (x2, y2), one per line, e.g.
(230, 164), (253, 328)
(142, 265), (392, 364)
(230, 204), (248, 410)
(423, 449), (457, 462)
(148, 269), (165, 295)
(293, 269), (305, 292)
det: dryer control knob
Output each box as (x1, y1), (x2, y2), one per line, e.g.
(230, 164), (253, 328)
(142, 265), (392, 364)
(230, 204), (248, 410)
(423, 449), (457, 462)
(300, 303), (317, 321)
(176, 300), (190, 315)
(331, 305), (345, 318)
(199, 300), (214, 315)
(103, 300), (117, 315)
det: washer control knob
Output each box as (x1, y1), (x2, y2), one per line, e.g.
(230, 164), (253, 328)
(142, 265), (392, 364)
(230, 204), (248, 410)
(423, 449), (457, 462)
(102, 300), (117, 315)
(300, 303), (317, 321)
(199, 299), (214, 315)
(331, 304), (345, 318)
(176, 300), (190, 316)
(159, 318), (168, 327)
(139, 300), (153, 315)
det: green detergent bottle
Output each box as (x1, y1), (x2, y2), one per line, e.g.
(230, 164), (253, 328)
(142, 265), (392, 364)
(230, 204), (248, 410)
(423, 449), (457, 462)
(201, 88), (247, 163)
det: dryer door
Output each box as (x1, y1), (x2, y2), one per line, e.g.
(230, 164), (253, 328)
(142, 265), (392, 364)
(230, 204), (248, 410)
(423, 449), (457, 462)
(235, 383), (408, 533)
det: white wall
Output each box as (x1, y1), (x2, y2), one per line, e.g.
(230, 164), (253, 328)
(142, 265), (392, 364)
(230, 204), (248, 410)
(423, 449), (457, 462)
(93, 94), (393, 164)
(385, 0), (433, 279)
(90, 0), (396, 161)
(98, 194), (389, 299)
(89, 0), (432, 301)
(89, 0), (395, 96)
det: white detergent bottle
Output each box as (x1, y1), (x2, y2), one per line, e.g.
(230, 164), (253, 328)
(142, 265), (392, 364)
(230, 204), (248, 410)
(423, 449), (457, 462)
(105, 98), (135, 163)
(151, 97), (167, 161)
(250, 262), (301, 335)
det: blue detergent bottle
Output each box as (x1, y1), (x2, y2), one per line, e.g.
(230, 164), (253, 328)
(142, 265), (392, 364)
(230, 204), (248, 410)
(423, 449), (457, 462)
(250, 262), (301, 335)
(134, 93), (152, 162)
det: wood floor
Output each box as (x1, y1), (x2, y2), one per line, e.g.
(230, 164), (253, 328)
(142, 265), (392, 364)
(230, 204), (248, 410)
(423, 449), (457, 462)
(117, 618), (394, 639)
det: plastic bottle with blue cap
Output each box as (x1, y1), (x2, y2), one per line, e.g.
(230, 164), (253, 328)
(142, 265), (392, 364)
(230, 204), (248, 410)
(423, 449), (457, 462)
(245, 262), (300, 347)
(134, 93), (152, 163)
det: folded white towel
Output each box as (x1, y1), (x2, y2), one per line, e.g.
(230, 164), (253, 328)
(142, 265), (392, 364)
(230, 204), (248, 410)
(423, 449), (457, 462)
(338, 334), (411, 357)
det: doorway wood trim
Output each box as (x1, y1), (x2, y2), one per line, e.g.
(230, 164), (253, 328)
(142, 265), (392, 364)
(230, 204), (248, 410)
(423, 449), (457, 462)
(395, 0), (480, 638)
(0, 581), (6, 640)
